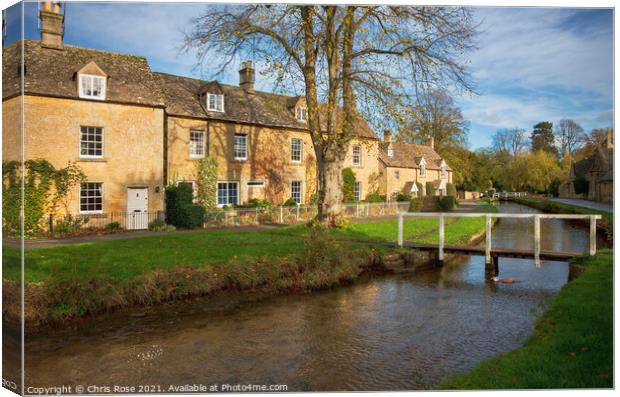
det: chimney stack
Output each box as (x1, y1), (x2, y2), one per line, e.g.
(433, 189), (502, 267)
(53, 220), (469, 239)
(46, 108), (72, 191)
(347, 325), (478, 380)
(383, 130), (392, 142)
(429, 136), (434, 149)
(39, 1), (64, 49)
(239, 61), (255, 92)
(606, 130), (613, 149)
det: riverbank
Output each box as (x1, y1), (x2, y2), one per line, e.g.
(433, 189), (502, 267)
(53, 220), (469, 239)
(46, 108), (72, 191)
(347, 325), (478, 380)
(3, 202), (497, 328)
(440, 249), (613, 389)
(512, 197), (613, 240)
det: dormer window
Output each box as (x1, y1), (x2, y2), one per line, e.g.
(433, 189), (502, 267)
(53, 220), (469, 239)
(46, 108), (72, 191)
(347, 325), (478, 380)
(79, 74), (106, 100)
(296, 107), (307, 122)
(387, 143), (394, 157)
(207, 93), (224, 112)
(440, 160), (446, 178)
(419, 158), (426, 177)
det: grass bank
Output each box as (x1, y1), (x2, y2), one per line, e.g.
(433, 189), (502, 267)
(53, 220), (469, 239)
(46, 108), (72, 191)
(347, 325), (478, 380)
(513, 197), (612, 239)
(3, 202), (497, 327)
(441, 249), (613, 389)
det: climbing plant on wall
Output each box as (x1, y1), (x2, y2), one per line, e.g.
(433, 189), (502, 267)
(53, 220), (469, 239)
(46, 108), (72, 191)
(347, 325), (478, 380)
(195, 156), (218, 211)
(2, 159), (85, 236)
(342, 168), (357, 202)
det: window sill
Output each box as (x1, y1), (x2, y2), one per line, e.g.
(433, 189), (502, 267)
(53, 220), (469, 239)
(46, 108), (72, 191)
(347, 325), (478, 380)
(188, 157), (206, 161)
(78, 158), (107, 163)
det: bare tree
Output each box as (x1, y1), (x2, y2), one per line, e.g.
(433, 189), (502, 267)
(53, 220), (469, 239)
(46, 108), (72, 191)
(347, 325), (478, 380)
(555, 119), (585, 156)
(398, 89), (469, 153)
(491, 128), (528, 158)
(185, 5), (477, 226)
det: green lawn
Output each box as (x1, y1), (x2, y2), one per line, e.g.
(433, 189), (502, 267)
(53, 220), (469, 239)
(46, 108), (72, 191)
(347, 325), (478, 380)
(3, 203), (496, 284)
(441, 249), (613, 389)
(514, 197), (612, 224)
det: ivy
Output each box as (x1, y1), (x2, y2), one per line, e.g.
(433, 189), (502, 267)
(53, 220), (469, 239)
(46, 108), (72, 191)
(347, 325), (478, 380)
(195, 156), (218, 211)
(2, 159), (85, 236)
(342, 167), (356, 202)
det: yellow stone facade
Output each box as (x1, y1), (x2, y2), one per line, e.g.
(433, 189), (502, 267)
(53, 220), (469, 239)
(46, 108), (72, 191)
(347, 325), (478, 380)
(167, 116), (380, 205)
(2, 95), (165, 215)
(380, 164), (453, 198)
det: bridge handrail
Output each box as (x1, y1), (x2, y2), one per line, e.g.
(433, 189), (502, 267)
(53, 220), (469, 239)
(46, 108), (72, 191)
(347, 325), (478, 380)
(396, 211), (600, 267)
(398, 212), (601, 220)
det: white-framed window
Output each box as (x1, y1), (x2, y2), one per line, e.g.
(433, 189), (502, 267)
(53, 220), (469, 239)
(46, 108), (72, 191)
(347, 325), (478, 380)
(354, 181), (361, 201)
(387, 143), (394, 157)
(291, 138), (303, 163)
(296, 107), (307, 122)
(207, 93), (225, 112)
(80, 126), (103, 158)
(291, 180), (302, 204)
(440, 160), (446, 178)
(247, 180), (265, 188)
(234, 134), (247, 160)
(79, 74), (106, 100)
(217, 181), (238, 206)
(394, 170), (400, 180)
(420, 158), (426, 177)
(80, 182), (103, 213)
(352, 144), (362, 166)
(189, 130), (205, 158)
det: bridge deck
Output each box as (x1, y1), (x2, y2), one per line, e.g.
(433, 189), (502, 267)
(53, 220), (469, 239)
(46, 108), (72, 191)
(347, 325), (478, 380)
(398, 242), (584, 261)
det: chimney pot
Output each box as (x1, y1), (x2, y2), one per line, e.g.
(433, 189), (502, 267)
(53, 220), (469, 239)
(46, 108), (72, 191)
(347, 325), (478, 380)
(429, 136), (434, 149)
(239, 61), (255, 92)
(383, 130), (392, 142)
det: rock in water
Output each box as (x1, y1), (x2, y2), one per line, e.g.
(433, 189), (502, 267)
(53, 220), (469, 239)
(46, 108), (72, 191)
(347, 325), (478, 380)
(501, 277), (517, 284)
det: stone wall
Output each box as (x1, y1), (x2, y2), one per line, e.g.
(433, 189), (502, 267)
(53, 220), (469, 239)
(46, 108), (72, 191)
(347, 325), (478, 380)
(3, 95), (165, 214)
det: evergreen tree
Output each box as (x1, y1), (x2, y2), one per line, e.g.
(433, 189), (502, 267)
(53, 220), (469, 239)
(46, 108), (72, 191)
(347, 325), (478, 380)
(531, 121), (558, 157)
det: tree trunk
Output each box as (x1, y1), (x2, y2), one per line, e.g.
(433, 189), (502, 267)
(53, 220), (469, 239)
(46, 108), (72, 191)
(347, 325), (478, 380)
(316, 148), (345, 227)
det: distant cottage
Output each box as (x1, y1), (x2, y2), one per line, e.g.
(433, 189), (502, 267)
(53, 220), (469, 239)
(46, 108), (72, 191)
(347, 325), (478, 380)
(559, 131), (613, 204)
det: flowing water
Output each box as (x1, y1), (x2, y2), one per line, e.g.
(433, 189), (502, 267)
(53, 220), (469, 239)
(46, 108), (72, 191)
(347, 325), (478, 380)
(22, 202), (604, 391)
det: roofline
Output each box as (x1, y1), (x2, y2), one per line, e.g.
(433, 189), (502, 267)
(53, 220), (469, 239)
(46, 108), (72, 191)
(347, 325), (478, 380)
(3, 92), (166, 109)
(166, 111), (379, 140)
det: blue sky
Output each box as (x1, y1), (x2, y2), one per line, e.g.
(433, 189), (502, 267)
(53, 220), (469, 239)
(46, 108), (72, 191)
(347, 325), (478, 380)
(4, 2), (614, 149)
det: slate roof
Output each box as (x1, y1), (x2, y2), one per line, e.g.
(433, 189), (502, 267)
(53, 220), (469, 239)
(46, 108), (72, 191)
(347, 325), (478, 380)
(156, 72), (379, 139)
(3, 40), (166, 107)
(571, 147), (613, 182)
(2, 39), (379, 139)
(378, 141), (452, 170)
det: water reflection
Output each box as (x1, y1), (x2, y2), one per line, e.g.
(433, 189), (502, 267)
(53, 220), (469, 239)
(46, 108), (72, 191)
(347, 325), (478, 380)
(23, 202), (600, 391)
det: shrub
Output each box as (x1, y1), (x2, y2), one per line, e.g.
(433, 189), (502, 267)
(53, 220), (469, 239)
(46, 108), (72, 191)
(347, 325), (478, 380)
(438, 196), (457, 211)
(243, 198), (272, 209)
(573, 176), (589, 196)
(165, 183), (193, 227)
(409, 198), (423, 212)
(54, 214), (88, 237)
(365, 193), (385, 203)
(180, 204), (206, 229)
(283, 197), (298, 207)
(426, 182), (436, 197)
(422, 196), (440, 212)
(446, 182), (457, 197)
(148, 218), (166, 230)
(342, 167), (356, 202)
(106, 222), (122, 232)
(392, 191), (411, 202)
(415, 182), (424, 197)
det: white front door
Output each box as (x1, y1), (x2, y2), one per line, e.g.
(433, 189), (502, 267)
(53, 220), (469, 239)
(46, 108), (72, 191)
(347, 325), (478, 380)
(127, 188), (149, 230)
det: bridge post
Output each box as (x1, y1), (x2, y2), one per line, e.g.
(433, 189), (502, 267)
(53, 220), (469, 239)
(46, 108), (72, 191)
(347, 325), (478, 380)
(397, 212), (403, 247)
(590, 215), (597, 256)
(438, 213), (444, 263)
(493, 255), (499, 281)
(534, 215), (541, 267)
(485, 215), (492, 264)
